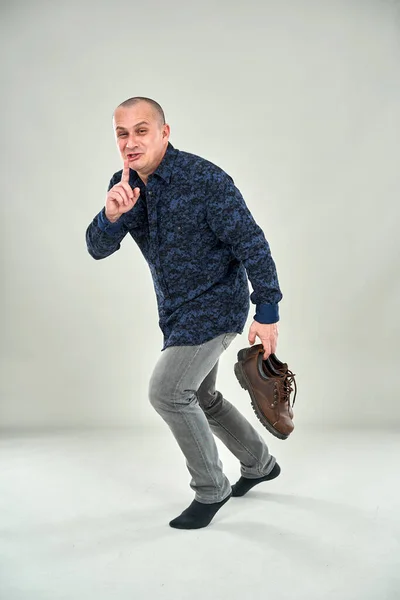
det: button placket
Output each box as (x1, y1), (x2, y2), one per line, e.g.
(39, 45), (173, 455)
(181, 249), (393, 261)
(147, 188), (169, 298)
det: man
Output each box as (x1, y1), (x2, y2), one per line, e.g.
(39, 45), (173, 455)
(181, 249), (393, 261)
(85, 97), (283, 529)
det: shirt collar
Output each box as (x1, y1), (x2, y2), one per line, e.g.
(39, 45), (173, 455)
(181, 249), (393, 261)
(130, 141), (178, 187)
(152, 141), (178, 183)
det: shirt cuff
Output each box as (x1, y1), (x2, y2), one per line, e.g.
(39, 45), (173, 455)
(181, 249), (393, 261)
(253, 303), (280, 324)
(97, 207), (125, 235)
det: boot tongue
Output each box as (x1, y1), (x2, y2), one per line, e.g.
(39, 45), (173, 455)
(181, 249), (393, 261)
(255, 346), (288, 373)
(258, 354), (282, 378)
(264, 356), (288, 374)
(269, 353), (288, 371)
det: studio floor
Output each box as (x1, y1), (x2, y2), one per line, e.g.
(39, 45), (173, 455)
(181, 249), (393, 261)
(0, 426), (399, 600)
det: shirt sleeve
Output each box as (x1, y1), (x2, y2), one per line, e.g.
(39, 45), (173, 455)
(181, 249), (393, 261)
(85, 172), (129, 260)
(206, 172), (283, 324)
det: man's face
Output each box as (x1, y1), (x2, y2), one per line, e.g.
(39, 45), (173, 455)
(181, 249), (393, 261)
(113, 102), (170, 179)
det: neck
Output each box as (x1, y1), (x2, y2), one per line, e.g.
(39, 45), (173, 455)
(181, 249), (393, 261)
(136, 143), (169, 186)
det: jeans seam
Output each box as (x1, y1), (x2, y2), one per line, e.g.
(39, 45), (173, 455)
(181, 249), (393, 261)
(207, 412), (266, 474)
(222, 333), (235, 350)
(172, 345), (220, 502)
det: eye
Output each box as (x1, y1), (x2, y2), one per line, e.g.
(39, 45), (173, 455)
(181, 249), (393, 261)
(118, 133), (127, 137)
(138, 129), (147, 134)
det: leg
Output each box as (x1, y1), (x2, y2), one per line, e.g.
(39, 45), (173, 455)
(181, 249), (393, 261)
(148, 333), (234, 505)
(197, 360), (277, 479)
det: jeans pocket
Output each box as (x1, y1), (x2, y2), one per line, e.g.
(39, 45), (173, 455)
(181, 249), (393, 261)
(222, 332), (237, 350)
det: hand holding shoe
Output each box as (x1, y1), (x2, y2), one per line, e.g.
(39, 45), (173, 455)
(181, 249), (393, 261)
(248, 321), (278, 360)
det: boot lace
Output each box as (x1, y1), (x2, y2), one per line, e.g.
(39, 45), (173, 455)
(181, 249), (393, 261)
(280, 369), (297, 406)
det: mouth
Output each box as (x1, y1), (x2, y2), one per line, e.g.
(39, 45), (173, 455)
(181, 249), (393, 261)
(127, 153), (142, 161)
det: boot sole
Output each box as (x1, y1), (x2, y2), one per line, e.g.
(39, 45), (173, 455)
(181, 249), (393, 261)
(234, 360), (289, 441)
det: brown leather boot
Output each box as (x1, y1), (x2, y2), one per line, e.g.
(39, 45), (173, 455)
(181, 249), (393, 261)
(234, 344), (297, 440)
(238, 348), (288, 376)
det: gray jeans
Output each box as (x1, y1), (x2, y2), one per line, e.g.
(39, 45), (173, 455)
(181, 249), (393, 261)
(148, 332), (276, 503)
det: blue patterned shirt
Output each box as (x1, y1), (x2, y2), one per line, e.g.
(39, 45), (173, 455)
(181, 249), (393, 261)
(85, 142), (283, 350)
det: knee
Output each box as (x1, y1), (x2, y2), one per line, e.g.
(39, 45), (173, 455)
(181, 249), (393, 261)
(149, 373), (198, 413)
(148, 371), (165, 411)
(148, 371), (179, 412)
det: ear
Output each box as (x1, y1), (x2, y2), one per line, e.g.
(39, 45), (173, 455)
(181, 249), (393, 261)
(162, 123), (171, 139)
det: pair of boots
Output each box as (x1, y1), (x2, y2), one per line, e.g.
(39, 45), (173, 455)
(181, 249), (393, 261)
(234, 345), (297, 440)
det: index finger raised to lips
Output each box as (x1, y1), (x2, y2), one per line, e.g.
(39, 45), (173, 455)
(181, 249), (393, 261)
(122, 159), (129, 182)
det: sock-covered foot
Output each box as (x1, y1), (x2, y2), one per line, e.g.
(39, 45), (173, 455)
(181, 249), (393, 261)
(231, 462), (281, 497)
(169, 493), (231, 529)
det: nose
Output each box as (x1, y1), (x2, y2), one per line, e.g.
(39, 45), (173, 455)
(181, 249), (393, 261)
(126, 133), (139, 149)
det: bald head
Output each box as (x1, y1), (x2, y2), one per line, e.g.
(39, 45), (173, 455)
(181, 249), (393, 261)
(112, 97), (170, 184)
(115, 96), (166, 127)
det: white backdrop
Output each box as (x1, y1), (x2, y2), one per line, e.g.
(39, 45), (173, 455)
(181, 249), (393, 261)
(1, 0), (399, 429)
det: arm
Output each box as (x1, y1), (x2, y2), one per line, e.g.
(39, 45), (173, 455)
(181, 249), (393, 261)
(206, 172), (283, 323)
(85, 206), (129, 260)
(85, 169), (135, 260)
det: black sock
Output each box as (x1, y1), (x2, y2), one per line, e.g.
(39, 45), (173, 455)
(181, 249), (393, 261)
(231, 463), (281, 497)
(169, 493), (231, 529)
